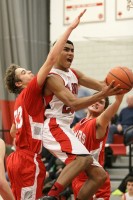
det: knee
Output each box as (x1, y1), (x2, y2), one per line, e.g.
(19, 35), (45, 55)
(76, 155), (93, 170)
(83, 155), (93, 169)
(96, 169), (107, 185)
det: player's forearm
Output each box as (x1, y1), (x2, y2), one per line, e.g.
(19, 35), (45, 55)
(101, 99), (123, 124)
(67, 91), (107, 111)
(37, 10), (86, 87)
(0, 180), (15, 200)
(37, 26), (75, 87)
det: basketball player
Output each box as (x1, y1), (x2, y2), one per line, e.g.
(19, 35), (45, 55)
(121, 176), (133, 200)
(72, 94), (124, 200)
(4, 10), (86, 200)
(41, 39), (122, 199)
(0, 139), (15, 200)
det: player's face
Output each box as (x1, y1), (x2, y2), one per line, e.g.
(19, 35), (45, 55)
(88, 99), (106, 114)
(56, 43), (74, 71)
(127, 182), (133, 193)
(15, 68), (34, 87)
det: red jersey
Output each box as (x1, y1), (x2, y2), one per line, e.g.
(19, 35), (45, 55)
(74, 118), (107, 166)
(7, 76), (46, 199)
(14, 76), (44, 154)
(72, 118), (110, 200)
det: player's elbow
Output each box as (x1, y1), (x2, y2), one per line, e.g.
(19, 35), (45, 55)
(65, 100), (80, 111)
(10, 130), (16, 138)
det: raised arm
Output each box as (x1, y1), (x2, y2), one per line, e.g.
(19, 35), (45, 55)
(75, 68), (106, 91)
(0, 139), (15, 200)
(37, 9), (86, 87)
(96, 94), (124, 139)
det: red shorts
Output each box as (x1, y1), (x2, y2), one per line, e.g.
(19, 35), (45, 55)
(6, 149), (46, 200)
(72, 171), (110, 200)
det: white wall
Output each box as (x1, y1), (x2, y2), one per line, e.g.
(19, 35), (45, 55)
(50, 0), (133, 110)
(50, 0), (133, 42)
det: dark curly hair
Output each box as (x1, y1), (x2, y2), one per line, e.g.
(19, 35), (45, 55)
(104, 96), (110, 109)
(4, 64), (21, 94)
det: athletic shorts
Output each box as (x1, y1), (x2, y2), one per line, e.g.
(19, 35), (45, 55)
(72, 171), (110, 200)
(43, 118), (99, 166)
(6, 149), (46, 200)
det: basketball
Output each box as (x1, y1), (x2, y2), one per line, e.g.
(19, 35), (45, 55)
(106, 66), (133, 94)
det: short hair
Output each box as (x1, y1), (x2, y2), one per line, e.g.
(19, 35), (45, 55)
(66, 40), (74, 46)
(53, 39), (74, 47)
(4, 64), (21, 94)
(125, 176), (133, 184)
(104, 96), (109, 109)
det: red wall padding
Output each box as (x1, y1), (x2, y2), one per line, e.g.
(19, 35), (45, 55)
(0, 100), (15, 144)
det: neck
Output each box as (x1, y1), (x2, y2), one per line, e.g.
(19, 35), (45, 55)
(53, 65), (69, 72)
(86, 113), (93, 120)
(86, 112), (99, 119)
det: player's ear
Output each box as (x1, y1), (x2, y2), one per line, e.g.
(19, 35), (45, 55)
(15, 81), (22, 87)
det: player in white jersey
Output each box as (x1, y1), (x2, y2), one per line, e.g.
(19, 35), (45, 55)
(41, 38), (122, 200)
(43, 68), (96, 161)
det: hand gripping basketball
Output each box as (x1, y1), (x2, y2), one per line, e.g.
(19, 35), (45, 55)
(106, 66), (133, 94)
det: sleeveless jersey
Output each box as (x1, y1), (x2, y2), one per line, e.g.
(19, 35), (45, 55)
(74, 118), (108, 165)
(14, 76), (44, 154)
(42, 68), (96, 163)
(72, 118), (110, 200)
(123, 193), (133, 200)
(44, 68), (78, 125)
(7, 76), (46, 199)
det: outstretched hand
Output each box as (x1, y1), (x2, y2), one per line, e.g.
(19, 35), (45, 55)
(102, 80), (123, 97)
(70, 9), (86, 29)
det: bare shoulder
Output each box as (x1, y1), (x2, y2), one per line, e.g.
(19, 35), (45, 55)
(43, 74), (66, 95)
(46, 74), (65, 83)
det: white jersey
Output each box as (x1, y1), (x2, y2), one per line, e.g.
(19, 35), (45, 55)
(42, 68), (100, 164)
(44, 68), (78, 124)
(123, 193), (133, 200)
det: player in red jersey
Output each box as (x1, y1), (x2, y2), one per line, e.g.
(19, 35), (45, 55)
(4, 10), (85, 200)
(72, 94), (124, 200)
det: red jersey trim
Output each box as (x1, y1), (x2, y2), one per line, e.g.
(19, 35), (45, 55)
(70, 68), (79, 79)
(44, 94), (53, 106)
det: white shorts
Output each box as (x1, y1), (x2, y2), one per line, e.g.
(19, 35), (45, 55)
(43, 118), (100, 167)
